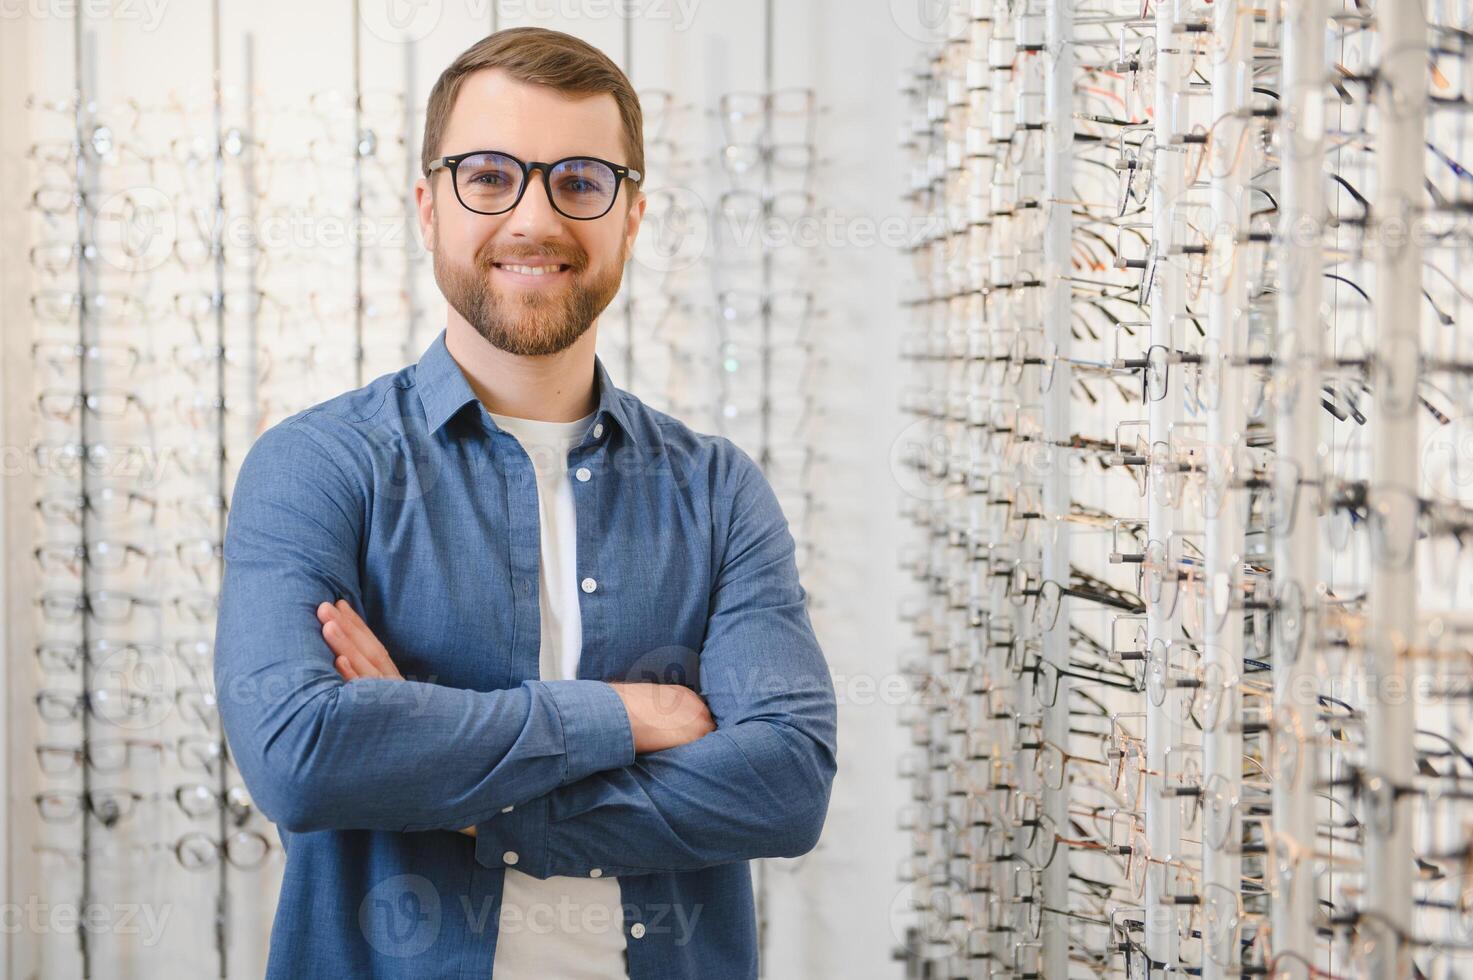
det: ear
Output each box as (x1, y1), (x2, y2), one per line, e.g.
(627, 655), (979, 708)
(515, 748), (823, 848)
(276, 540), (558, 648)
(622, 189), (646, 256)
(415, 175), (436, 252)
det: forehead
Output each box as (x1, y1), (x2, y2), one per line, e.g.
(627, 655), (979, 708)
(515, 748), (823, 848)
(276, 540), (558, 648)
(442, 67), (626, 163)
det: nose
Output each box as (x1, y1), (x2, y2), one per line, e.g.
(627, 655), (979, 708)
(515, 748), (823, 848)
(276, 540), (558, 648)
(502, 167), (565, 240)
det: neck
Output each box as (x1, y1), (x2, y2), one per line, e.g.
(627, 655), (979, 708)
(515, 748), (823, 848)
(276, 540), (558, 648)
(444, 317), (600, 422)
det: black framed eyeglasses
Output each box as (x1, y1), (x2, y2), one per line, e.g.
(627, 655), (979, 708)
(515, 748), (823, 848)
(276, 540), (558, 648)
(425, 150), (642, 220)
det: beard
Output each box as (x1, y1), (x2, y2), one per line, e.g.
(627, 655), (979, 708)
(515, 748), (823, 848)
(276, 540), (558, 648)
(433, 230), (626, 357)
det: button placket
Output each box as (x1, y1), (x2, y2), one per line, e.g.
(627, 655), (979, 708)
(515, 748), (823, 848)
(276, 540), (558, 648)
(571, 425), (608, 678)
(497, 434), (543, 688)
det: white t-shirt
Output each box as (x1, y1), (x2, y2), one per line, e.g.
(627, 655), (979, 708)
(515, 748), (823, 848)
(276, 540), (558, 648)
(487, 407), (628, 979)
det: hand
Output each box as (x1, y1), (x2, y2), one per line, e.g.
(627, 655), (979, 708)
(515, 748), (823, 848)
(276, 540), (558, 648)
(608, 682), (715, 754)
(318, 601), (475, 837)
(318, 599), (404, 681)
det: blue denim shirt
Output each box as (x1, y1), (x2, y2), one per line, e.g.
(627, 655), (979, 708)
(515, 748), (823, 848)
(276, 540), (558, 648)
(213, 329), (838, 979)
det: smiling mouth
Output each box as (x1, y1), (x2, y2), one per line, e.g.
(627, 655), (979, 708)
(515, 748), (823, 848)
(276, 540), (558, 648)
(492, 261), (574, 277)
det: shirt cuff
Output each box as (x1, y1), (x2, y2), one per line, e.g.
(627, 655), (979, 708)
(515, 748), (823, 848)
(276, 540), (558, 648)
(541, 679), (636, 783)
(474, 793), (549, 875)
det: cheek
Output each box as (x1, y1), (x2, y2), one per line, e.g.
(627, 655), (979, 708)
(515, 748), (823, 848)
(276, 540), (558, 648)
(437, 217), (496, 263)
(578, 228), (622, 267)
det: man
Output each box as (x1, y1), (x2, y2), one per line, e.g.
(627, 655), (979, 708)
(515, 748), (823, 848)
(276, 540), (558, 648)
(213, 25), (837, 980)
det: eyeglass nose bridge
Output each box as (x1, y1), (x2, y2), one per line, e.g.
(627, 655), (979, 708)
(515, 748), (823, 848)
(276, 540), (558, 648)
(520, 160), (557, 198)
(484, 159), (559, 219)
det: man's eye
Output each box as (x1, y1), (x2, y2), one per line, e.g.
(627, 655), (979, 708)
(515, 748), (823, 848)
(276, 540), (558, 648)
(560, 177), (605, 195)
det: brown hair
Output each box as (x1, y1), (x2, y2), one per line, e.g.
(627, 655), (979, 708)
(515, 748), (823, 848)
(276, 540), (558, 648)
(421, 27), (644, 194)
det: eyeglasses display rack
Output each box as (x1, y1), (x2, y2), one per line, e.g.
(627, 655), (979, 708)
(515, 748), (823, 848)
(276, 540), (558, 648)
(897, 2), (1473, 977)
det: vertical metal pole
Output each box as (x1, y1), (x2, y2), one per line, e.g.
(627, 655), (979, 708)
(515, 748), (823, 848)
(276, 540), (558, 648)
(243, 34), (262, 442)
(69, 16), (95, 977)
(996, 1), (1022, 968)
(1273, 2), (1325, 975)
(757, 0), (774, 471)
(963, 14), (997, 975)
(402, 41), (419, 366)
(1367, 5), (1425, 976)
(1147, 2), (1185, 969)
(1202, 3), (1249, 976)
(754, 6), (775, 968)
(351, 0), (365, 388)
(209, 3), (231, 973)
(1040, 0), (1073, 976)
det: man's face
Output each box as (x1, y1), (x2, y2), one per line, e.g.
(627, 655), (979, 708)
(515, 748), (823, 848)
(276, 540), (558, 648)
(416, 68), (645, 357)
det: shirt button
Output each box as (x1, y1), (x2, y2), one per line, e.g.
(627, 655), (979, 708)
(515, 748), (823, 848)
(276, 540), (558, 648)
(503, 851), (519, 865)
(581, 577), (597, 593)
(589, 868), (603, 878)
(501, 805), (514, 813)
(630, 922), (645, 939)
(593, 423), (604, 438)
(575, 466), (591, 482)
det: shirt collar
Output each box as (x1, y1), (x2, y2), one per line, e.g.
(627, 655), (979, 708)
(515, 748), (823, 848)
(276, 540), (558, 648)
(415, 328), (640, 446)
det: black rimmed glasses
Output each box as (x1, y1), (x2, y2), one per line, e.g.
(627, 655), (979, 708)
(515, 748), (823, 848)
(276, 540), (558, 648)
(425, 150), (642, 220)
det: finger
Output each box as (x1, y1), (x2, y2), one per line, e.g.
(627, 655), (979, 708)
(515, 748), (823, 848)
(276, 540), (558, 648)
(329, 599), (374, 647)
(323, 601), (391, 678)
(323, 620), (381, 679)
(318, 613), (356, 662)
(333, 598), (379, 636)
(321, 620), (368, 678)
(334, 600), (402, 679)
(319, 602), (376, 671)
(336, 624), (384, 680)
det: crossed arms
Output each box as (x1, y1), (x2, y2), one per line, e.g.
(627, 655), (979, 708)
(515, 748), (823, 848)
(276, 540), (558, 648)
(317, 597), (719, 836)
(213, 421), (838, 876)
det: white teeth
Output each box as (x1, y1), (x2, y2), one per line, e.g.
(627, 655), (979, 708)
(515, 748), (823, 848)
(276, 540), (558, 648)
(501, 263), (563, 276)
